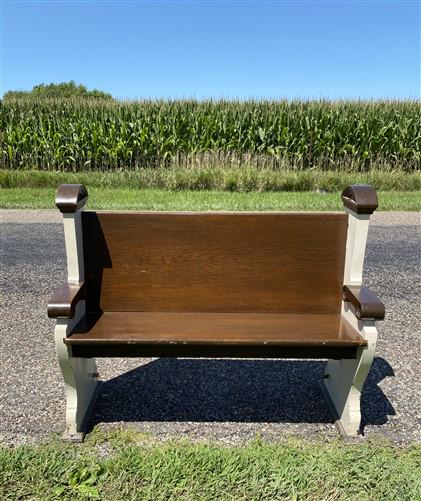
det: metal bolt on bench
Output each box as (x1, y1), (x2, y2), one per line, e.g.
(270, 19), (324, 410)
(48, 183), (385, 442)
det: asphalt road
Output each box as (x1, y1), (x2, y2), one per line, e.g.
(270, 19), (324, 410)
(0, 210), (420, 446)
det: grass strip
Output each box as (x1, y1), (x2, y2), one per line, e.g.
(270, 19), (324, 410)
(1, 429), (420, 500)
(0, 168), (420, 192)
(0, 188), (419, 211)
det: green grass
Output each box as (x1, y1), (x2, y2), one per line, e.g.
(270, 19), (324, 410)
(1, 188), (420, 211)
(1, 429), (420, 500)
(1, 168), (420, 192)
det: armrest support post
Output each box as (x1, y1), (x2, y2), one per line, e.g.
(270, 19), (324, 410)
(56, 184), (88, 284)
(341, 185), (377, 286)
(63, 212), (84, 283)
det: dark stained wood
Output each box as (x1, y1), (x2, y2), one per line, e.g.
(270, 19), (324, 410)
(343, 285), (385, 320)
(81, 212), (348, 314)
(67, 312), (366, 346)
(81, 212), (112, 317)
(47, 282), (85, 318)
(66, 312), (366, 359)
(56, 184), (88, 213)
(70, 343), (359, 359)
(342, 185), (378, 214)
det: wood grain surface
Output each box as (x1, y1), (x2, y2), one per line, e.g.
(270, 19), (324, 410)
(81, 212), (348, 314)
(67, 311), (365, 359)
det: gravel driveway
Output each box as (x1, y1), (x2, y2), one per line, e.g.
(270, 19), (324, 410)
(0, 210), (420, 446)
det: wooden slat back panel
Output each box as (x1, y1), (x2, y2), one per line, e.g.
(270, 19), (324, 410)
(82, 212), (348, 314)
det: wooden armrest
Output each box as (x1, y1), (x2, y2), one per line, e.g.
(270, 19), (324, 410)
(56, 184), (88, 213)
(341, 185), (378, 214)
(342, 285), (385, 320)
(48, 283), (85, 319)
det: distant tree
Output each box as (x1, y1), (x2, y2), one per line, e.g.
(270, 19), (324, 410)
(3, 81), (114, 100)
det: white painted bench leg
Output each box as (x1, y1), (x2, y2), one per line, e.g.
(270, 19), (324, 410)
(53, 188), (100, 441)
(55, 303), (99, 442)
(323, 322), (377, 437)
(322, 197), (379, 437)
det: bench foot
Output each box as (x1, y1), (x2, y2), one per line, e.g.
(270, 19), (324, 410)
(322, 327), (377, 437)
(320, 381), (363, 440)
(55, 320), (100, 439)
(62, 431), (86, 443)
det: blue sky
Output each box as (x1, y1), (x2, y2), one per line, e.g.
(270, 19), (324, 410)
(1, 1), (420, 100)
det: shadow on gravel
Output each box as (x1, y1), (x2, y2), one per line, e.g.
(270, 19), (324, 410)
(89, 357), (395, 431)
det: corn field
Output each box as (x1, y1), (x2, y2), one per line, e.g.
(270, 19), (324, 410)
(1, 98), (420, 171)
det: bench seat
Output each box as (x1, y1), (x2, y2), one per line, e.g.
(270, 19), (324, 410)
(66, 312), (367, 359)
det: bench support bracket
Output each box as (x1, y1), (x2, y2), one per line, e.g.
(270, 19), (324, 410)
(323, 314), (377, 437)
(55, 302), (99, 442)
(54, 186), (98, 441)
(323, 204), (378, 437)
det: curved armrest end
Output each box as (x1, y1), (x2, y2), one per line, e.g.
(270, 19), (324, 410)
(56, 184), (88, 213)
(342, 185), (378, 214)
(343, 285), (385, 320)
(48, 283), (85, 319)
